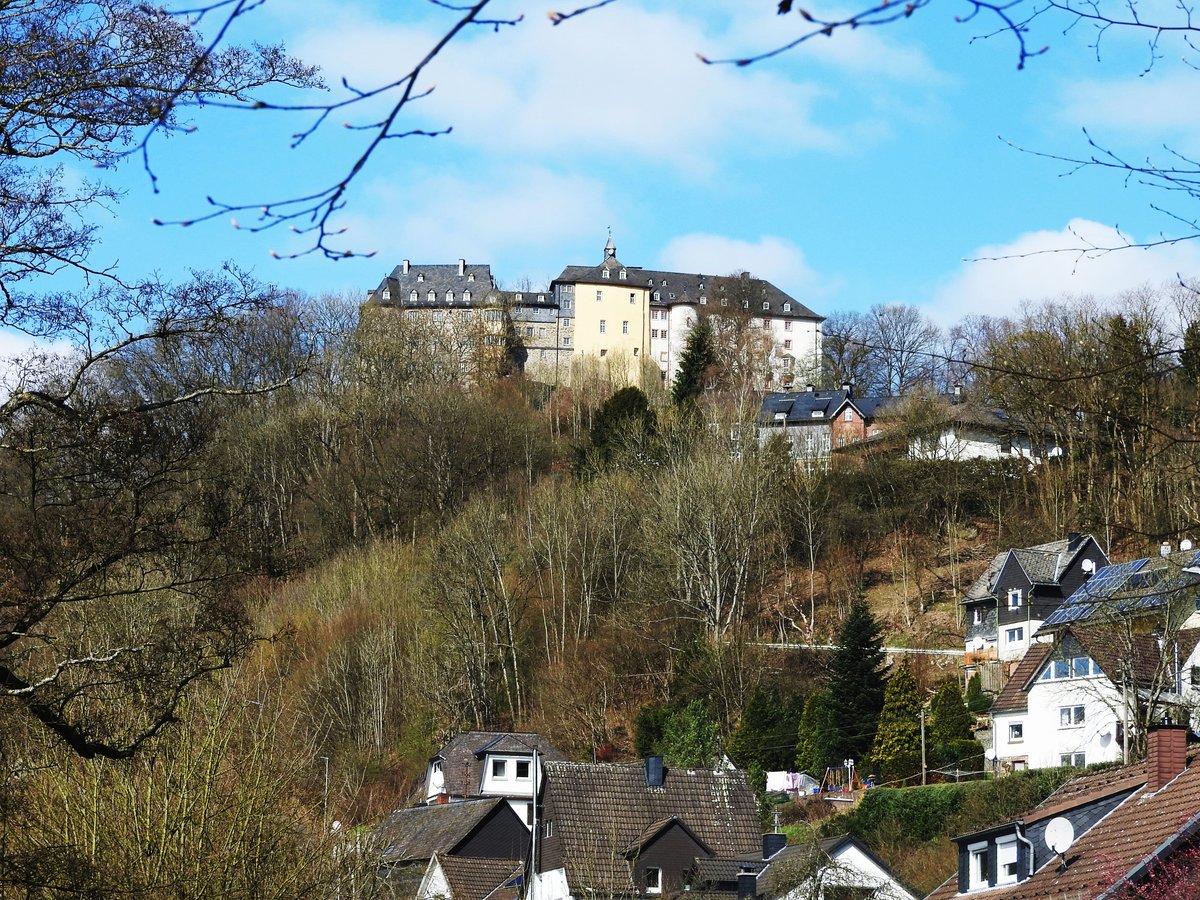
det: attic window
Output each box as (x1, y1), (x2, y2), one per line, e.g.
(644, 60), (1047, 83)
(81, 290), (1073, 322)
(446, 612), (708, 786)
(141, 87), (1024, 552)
(654, 292), (660, 301)
(1008, 589), (1022, 609)
(811, 410), (824, 418)
(763, 301), (770, 310)
(427, 290), (435, 302)
(743, 301), (749, 309)
(463, 290), (471, 303)
(968, 842), (988, 891)
(602, 268), (610, 278)
(700, 296), (707, 304)
(515, 293), (523, 303)
(784, 303), (792, 312)
(446, 290), (453, 303)
(516, 760), (530, 779)
(492, 759), (507, 779)
(996, 836), (1019, 886)
(381, 289), (391, 301)
(645, 868), (662, 895)
(468, 273), (475, 282)
(409, 291), (418, 302)
(619, 268), (627, 279)
(417, 273), (424, 282)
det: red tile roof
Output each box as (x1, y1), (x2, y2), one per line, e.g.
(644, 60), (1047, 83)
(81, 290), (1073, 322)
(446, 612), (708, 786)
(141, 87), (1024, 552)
(927, 749), (1200, 899)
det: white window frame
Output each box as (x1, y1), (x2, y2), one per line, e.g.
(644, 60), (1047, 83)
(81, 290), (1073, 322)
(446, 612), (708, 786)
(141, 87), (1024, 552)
(516, 760), (531, 780)
(968, 842), (988, 890)
(492, 759), (507, 780)
(1009, 722), (1023, 742)
(1008, 589), (1022, 608)
(1059, 705), (1085, 728)
(602, 269), (609, 279)
(996, 836), (1019, 886)
(645, 867), (662, 895)
(1006, 626), (1024, 643)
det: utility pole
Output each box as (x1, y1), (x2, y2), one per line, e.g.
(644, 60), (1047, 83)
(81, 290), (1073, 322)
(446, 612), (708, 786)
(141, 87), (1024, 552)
(920, 708), (927, 786)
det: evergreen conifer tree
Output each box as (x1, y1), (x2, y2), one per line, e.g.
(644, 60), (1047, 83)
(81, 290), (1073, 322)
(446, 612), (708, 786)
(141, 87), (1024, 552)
(671, 316), (719, 406)
(929, 679), (983, 771)
(870, 659), (922, 783)
(828, 598), (887, 763)
(730, 684), (803, 774)
(795, 689), (837, 776)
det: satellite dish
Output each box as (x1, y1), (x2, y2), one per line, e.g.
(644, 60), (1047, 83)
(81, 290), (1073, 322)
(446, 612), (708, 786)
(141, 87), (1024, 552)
(1045, 817), (1075, 856)
(984, 748), (996, 761)
(1182, 539), (1194, 552)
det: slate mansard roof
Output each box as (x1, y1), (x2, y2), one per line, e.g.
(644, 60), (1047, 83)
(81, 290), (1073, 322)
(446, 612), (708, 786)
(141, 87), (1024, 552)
(552, 258), (823, 321)
(433, 731), (565, 798)
(962, 535), (1101, 606)
(540, 760), (760, 894)
(368, 260), (501, 308)
(759, 389), (851, 426)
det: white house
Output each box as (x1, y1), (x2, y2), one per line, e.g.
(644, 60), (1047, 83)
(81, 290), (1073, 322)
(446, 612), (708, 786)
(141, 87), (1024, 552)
(991, 625), (1200, 771)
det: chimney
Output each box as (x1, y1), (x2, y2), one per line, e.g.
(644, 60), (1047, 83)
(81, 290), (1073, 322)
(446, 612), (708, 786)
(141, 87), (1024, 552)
(842, 382), (852, 398)
(458, 258), (466, 276)
(762, 833), (786, 860)
(805, 384), (816, 393)
(402, 259), (410, 275)
(645, 756), (665, 788)
(1067, 531), (1081, 550)
(736, 870), (757, 900)
(1147, 722), (1188, 791)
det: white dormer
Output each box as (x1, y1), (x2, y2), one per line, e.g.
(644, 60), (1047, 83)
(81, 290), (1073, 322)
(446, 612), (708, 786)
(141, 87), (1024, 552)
(602, 268), (610, 279)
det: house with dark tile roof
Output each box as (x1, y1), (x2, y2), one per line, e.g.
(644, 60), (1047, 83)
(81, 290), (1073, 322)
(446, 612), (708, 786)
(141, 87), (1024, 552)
(417, 853), (523, 900)
(375, 797), (529, 896)
(827, 390), (1064, 467)
(990, 624), (1200, 772)
(959, 534), (1108, 664)
(426, 732), (565, 826)
(689, 833), (918, 900)
(528, 757), (762, 900)
(757, 387), (852, 459)
(927, 724), (1200, 899)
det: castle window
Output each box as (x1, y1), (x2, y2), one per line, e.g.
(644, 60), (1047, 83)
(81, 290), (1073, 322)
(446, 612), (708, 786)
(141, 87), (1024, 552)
(602, 269), (610, 279)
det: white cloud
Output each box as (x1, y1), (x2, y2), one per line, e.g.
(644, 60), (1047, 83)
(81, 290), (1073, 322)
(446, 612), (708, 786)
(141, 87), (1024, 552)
(330, 164), (616, 281)
(1057, 69), (1200, 153)
(927, 218), (1200, 325)
(285, 2), (916, 171)
(657, 233), (835, 300)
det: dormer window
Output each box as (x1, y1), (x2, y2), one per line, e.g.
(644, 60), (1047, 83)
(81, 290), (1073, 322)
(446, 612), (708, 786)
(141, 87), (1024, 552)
(602, 268), (610, 279)
(1008, 589), (1022, 609)
(654, 292), (660, 301)
(968, 842), (988, 891)
(742, 301), (749, 309)
(700, 296), (707, 305)
(784, 303), (792, 312)
(417, 273), (424, 282)
(516, 760), (530, 780)
(467, 273), (475, 282)
(516, 293), (523, 302)
(427, 290), (435, 302)
(763, 301), (770, 310)
(619, 268), (626, 280)
(445, 290), (453, 303)
(410, 290), (418, 302)
(492, 759), (507, 780)
(381, 289), (391, 301)
(463, 290), (471, 303)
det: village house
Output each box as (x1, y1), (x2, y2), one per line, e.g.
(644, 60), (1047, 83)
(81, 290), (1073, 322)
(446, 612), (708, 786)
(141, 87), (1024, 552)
(927, 724), (1200, 898)
(425, 731), (564, 826)
(960, 533), (1108, 667)
(374, 797), (529, 898)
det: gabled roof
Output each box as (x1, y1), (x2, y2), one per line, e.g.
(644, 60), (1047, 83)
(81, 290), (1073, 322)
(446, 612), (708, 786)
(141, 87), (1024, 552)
(376, 798), (509, 864)
(1041, 551), (1200, 631)
(369, 262), (500, 308)
(990, 643), (1053, 715)
(432, 854), (523, 900)
(541, 760), (759, 895)
(432, 731), (565, 798)
(758, 389), (850, 426)
(962, 536), (1103, 605)
(927, 748), (1200, 900)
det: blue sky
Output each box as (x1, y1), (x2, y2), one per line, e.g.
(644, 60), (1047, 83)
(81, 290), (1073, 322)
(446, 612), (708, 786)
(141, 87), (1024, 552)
(48, 0), (1200, 339)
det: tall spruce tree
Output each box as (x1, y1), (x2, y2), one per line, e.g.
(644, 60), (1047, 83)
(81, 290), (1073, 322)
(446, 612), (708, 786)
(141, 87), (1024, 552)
(672, 316), (719, 406)
(828, 599), (887, 764)
(870, 659), (922, 783)
(730, 684), (803, 775)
